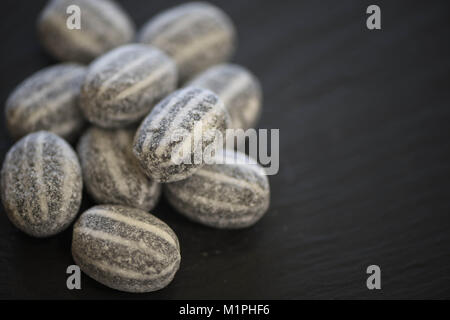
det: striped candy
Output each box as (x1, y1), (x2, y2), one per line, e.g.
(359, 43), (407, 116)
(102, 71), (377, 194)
(5, 63), (86, 141)
(138, 2), (236, 82)
(38, 0), (135, 63)
(1, 131), (82, 237)
(133, 87), (230, 183)
(80, 44), (177, 128)
(72, 205), (181, 293)
(77, 127), (161, 211)
(188, 64), (263, 130)
(165, 150), (270, 229)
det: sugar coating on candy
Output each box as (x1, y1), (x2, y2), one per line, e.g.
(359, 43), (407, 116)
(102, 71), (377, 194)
(165, 149), (270, 229)
(133, 87), (230, 183)
(80, 44), (177, 128)
(188, 64), (262, 130)
(1, 131), (82, 237)
(5, 63), (86, 141)
(38, 0), (135, 63)
(138, 2), (236, 82)
(72, 204), (181, 293)
(77, 127), (161, 211)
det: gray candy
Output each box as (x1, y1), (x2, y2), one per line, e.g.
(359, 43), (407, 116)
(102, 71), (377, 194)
(5, 63), (86, 141)
(133, 87), (230, 183)
(1, 131), (83, 237)
(77, 127), (161, 211)
(188, 64), (262, 130)
(138, 2), (236, 81)
(80, 44), (177, 128)
(165, 150), (270, 229)
(38, 0), (135, 63)
(72, 204), (181, 293)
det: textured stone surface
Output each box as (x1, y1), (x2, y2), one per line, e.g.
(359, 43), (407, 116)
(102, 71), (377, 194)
(80, 44), (177, 128)
(165, 150), (270, 229)
(5, 63), (86, 141)
(38, 0), (135, 63)
(133, 87), (230, 183)
(1, 131), (82, 237)
(188, 64), (262, 130)
(78, 127), (161, 211)
(138, 2), (235, 82)
(72, 204), (181, 293)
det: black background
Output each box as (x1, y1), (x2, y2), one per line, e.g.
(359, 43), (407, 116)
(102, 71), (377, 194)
(0, 0), (449, 299)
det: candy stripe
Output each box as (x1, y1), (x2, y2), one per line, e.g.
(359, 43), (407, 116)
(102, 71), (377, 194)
(75, 227), (165, 262)
(75, 250), (179, 281)
(85, 208), (177, 248)
(194, 168), (266, 196)
(34, 132), (49, 222)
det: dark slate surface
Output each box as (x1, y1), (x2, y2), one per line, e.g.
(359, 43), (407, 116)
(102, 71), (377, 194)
(0, 0), (449, 299)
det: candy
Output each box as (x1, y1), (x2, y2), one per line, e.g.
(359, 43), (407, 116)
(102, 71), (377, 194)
(188, 64), (262, 130)
(38, 0), (135, 63)
(1, 131), (82, 237)
(80, 44), (177, 128)
(72, 204), (181, 292)
(133, 87), (230, 182)
(77, 127), (161, 211)
(5, 63), (86, 141)
(138, 2), (236, 81)
(165, 150), (270, 229)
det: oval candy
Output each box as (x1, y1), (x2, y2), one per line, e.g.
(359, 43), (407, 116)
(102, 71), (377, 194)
(133, 87), (230, 183)
(138, 2), (236, 81)
(188, 64), (262, 130)
(80, 44), (177, 128)
(77, 127), (161, 211)
(5, 63), (86, 141)
(165, 150), (270, 229)
(38, 0), (135, 63)
(72, 204), (181, 293)
(1, 131), (83, 237)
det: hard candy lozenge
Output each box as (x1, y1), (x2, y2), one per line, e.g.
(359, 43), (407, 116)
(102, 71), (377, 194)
(165, 149), (270, 229)
(80, 44), (177, 128)
(138, 2), (236, 82)
(5, 63), (87, 141)
(72, 204), (181, 293)
(1, 131), (83, 237)
(133, 86), (230, 183)
(38, 0), (135, 63)
(188, 64), (262, 130)
(77, 127), (161, 211)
